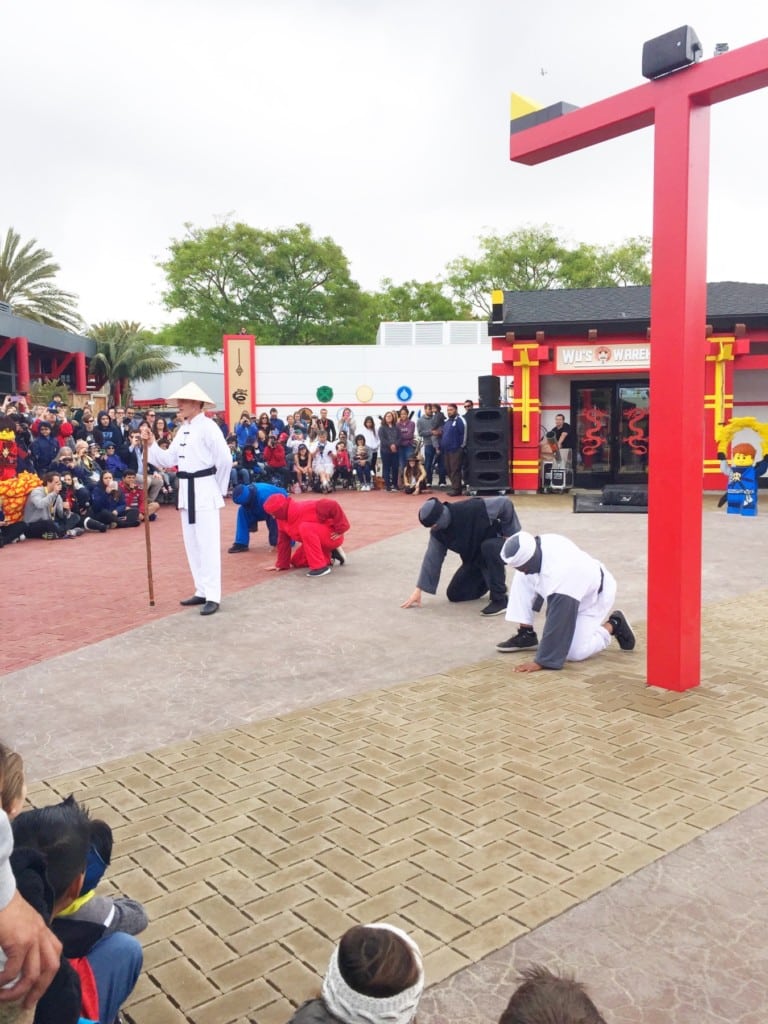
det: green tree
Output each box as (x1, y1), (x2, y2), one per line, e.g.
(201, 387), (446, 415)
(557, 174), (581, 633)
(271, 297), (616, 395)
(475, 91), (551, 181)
(88, 321), (178, 406)
(370, 278), (473, 323)
(0, 227), (83, 331)
(445, 226), (651, 316)
(158, 221), (374, 351)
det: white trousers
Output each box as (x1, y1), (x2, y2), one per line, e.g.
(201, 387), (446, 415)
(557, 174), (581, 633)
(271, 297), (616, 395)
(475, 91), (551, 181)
(506, 567), (617, 662)
(181, 507), (221, 603)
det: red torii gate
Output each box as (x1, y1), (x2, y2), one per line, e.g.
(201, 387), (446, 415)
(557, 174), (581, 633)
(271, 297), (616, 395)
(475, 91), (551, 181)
(509, 38), (768, 691)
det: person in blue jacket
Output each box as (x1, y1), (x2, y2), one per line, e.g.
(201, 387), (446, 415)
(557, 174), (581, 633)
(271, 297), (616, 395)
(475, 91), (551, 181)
(228, 481), (287, 552)
(234, 413), (258, 449)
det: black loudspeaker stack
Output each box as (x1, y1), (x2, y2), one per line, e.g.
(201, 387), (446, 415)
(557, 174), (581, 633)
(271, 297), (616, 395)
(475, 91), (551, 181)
(477, 374), (501, 408)
(464, 408), (511, 493)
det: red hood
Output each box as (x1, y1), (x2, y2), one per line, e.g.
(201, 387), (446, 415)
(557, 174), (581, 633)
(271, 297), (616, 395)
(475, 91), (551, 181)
(263, 493), (290, 519)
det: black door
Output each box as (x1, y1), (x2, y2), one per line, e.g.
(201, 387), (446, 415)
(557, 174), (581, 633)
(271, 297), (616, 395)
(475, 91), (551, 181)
(571, 380), (649, 488)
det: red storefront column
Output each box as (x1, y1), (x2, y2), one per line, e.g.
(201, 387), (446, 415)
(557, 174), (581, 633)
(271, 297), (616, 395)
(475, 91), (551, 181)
(15, 337), (30, 393)
(74, 351), (87, 393)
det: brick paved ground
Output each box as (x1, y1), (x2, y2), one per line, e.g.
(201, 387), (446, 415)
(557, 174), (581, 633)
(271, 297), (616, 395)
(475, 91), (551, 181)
(7, 490), (768, 1023)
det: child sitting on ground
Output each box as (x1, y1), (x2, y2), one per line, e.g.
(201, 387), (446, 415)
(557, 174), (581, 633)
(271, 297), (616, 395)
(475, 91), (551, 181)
(312, 437), (335, 492)
(332, 440), (353, 488)
(402, 454), (427, 495)
(286, 923), (424, 1024)
(293, 443), (312, 491)
(12, 796), (146, 1024)
(119, 470), (159, 522)
(353, 435), (373, 490)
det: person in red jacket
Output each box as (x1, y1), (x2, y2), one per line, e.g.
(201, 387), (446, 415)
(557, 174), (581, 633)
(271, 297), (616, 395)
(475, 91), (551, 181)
(263, 493), (349, 577)
(263, 434), (289, 488)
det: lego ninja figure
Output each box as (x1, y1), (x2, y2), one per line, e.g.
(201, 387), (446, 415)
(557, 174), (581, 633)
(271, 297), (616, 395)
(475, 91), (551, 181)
(718, 442), (768, 517)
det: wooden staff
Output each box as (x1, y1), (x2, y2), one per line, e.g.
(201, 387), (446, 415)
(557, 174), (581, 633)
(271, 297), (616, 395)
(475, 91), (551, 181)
(142, 435), (156, 606)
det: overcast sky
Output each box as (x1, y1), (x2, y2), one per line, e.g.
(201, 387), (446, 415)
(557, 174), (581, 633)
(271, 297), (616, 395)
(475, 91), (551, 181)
(3, 0), (766, 330)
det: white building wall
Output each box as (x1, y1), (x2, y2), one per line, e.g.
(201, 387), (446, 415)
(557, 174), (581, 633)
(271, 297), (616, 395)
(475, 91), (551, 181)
(134, 352), (225, 406)
(134, 337), (504, 419)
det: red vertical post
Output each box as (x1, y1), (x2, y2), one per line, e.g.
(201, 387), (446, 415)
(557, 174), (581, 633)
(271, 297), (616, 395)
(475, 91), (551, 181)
(15, 337), (30, 393)
(74, 351), (87, 393)
(646, 96), (710, 690)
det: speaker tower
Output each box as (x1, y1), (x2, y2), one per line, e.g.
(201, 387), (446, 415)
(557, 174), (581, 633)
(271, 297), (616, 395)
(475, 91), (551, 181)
(464, 408), (511, 493)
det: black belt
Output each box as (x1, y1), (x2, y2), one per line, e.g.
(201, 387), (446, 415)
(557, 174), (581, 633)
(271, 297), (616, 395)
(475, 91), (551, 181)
(176, 467), (216, 524)
(598, 568), (604, 595)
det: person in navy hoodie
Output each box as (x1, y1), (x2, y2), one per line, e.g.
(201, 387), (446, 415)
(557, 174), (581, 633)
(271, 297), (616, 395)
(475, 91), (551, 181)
(93, 411), (123, 451)
(31, 421), (60, 474)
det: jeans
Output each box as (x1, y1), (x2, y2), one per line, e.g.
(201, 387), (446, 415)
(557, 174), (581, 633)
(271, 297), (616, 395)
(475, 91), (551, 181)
(398, 444), (415, 473)
(423, 443), (435, 483)
(380, 448), (399, 490)
(230, 467), (250, 488)
(87, 931), (143, 1024)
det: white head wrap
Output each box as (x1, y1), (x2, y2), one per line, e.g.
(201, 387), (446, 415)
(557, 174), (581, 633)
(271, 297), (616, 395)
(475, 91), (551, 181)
(501, 530), (537, 567)
(321, 923), (424, 1024)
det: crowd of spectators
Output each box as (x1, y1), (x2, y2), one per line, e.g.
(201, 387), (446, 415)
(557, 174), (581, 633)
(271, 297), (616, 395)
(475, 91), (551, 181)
(1, 395), (482, 546)
(227, 400), (478, 496)
(0, 394), (177, 545)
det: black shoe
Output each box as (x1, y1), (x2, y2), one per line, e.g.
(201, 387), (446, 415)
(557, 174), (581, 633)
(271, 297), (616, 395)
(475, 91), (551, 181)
(496, 628), (538, 652)
(200, 601), (220, 616)
(481, 599), (507, 616)
(608, 610), (636, 651)
(307, 565), (331, 577)
(228, 543), (249, 553)
(180, 595), (206, 606)
(330, 546), (346, 565)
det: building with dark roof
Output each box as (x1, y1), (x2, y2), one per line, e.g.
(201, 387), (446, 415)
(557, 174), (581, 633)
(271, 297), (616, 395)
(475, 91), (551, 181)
(0, 303), (95, 397)
(488, 282), (768, 491)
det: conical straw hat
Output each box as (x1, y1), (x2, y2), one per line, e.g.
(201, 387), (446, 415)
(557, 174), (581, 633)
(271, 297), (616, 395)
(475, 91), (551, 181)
(167, 381), (216, 405)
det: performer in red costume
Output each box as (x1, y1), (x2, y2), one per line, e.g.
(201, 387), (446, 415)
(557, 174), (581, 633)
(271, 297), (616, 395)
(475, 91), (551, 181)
(263, 494), (349, 577)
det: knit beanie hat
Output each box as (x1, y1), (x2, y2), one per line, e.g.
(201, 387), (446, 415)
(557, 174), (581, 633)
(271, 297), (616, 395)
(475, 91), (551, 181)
(501, 531), (537, 567)
(321, 923), (424, 1024)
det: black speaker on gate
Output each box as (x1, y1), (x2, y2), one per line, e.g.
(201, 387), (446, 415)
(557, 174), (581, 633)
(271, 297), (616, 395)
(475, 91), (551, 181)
(641, 25), (702, 80)
(478, 375), (501, 408)
(464, 408), (511, 492)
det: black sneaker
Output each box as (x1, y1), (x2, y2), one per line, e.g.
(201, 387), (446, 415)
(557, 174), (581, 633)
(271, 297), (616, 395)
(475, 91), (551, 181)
(496, 628), (538, 652)
(481, 599), (507, 616)
(228, 543), (249, 553)
(307, 565), (331, 577)
(608, 610), (636, 651)
(330, 546), (346, 566)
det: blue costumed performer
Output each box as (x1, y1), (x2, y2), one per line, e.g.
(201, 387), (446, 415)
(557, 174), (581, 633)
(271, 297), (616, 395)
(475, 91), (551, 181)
(228, 481), (287, 552)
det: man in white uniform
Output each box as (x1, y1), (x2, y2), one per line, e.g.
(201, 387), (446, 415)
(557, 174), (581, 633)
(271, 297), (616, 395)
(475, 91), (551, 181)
(496, 530), (635, 672)
(139, 383), (231, 616)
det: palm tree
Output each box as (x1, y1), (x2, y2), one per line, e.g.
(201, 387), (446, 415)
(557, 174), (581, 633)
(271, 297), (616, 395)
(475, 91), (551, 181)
(0, 227), (83, 331)
(89, 321), (179, 406)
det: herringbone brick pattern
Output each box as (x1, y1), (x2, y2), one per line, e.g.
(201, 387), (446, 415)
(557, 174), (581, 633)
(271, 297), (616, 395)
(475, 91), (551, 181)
(29, 589), (768, 1024)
